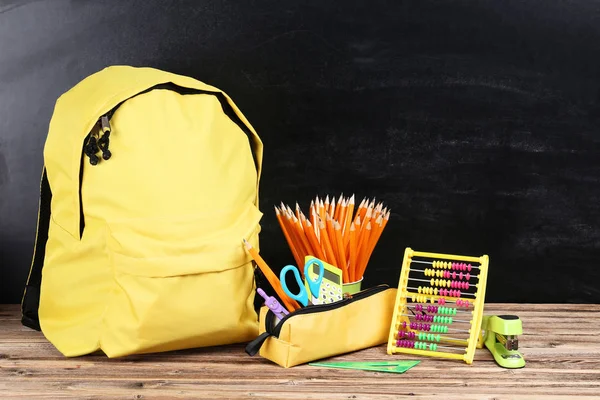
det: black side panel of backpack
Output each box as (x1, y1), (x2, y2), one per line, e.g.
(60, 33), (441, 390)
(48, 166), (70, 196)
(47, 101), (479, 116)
(21, 168), (51, 331)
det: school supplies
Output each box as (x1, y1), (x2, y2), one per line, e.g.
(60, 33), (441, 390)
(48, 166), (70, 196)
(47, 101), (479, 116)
(275, 195), (390, 285)
(305, 256), (343, 305)
(257, 288), (289, 320)
(243, 239), (301, 312)
(480, 315), (525, 368)
(280, 259), (324, 307)
(246, 285), (397, 368)
(309, 360), (420, 374)
(387, 248), (489, 364)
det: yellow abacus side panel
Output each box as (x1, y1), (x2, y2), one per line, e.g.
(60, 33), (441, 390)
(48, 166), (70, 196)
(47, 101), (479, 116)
(387, 247), (412, 354)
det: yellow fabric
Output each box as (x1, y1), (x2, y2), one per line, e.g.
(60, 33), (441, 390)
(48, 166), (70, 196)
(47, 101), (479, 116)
(258, 288), (397, 368)
(37, 66), (263, 357)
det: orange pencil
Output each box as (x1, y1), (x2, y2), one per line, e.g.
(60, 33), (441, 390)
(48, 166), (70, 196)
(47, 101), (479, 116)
(338, 198), (347, 229)
(344, 195), (355, 234)
(293, 215), (312, 264)
(287, 210), (309, 261)
(359, 221), (382, 280)
(361, 215), (383, 274)
(334, 194), (343, 221)
(334, 221), (349, 282)
(354, 198), (366, 225)
(319, 220), (337, 266)
(243, 239), (300, 312)
(318, 197), (326, 223)
(360, 207), (373, 234)
(305, 220), (326, 261)
(326, 215), (339, 265)
(343, 195), (355, 250)
(349, 223), (357, 283)
(358, 198), (371, 221)
(356, 222), (372, 279)
(382, 210), (390, 231)
(275, 206), (303, 268)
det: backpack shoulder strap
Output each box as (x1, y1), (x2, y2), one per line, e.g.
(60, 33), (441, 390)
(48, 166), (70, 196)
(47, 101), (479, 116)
(21, 167), (51, 331)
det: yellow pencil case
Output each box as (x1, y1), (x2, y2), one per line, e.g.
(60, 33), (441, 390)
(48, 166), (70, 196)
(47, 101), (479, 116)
(245, 285), (397, 368)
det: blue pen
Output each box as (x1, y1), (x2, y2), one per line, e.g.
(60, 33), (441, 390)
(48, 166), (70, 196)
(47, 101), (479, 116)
(257, 288), (289, 320)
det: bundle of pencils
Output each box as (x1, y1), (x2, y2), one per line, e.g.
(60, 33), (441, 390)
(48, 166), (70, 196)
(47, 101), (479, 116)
(275, 194), (390, 284)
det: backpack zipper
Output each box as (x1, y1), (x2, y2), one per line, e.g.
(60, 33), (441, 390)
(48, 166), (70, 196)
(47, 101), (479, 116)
(78, 82), (259, 238)
(245, 284), (390, 356)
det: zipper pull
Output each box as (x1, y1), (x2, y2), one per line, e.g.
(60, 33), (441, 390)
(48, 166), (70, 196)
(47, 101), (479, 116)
(100, 115), (111, 135)
(84, 133), (100, 165)
(98, 115), (112, 160)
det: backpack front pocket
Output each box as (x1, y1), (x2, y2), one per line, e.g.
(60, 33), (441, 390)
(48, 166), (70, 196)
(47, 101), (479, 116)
(100, 202), (262, 357)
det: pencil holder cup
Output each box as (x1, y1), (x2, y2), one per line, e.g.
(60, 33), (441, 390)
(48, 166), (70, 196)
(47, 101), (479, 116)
(343, 278), (363, 295)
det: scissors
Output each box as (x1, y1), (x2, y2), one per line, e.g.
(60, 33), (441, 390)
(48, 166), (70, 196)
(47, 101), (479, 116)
(280, 259), (324, 307)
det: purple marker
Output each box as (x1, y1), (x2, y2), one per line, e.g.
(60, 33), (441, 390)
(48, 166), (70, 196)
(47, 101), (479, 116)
(257, 288), (289, 320)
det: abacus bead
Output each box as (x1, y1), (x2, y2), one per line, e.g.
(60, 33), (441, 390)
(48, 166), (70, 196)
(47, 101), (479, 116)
(402, 321), (407, 328)
(433, 306), (438, 313)
(467, 264), (472, 271)
(466, 273), (471, 280)
(438, 298), (445, 305)
(459, 272), (463, 280)
(431, 343), (437, 351)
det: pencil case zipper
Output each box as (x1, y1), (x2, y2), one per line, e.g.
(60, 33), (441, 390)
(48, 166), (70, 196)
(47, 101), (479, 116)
(245, 284), (390, 356)
(77, 82), (258, 238)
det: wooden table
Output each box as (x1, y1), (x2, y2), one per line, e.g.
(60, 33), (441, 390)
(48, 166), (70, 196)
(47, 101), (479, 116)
(1, 304), (598, 399)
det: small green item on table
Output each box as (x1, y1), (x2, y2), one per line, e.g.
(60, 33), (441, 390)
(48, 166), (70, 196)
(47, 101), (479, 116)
(309, 360), (420, 374)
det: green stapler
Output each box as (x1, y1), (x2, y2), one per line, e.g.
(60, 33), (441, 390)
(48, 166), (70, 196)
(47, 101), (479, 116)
(480, 315), (526, 369)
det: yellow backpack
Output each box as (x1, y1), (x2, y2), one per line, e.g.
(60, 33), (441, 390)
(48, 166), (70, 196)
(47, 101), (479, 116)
(21, 66), (263, 357)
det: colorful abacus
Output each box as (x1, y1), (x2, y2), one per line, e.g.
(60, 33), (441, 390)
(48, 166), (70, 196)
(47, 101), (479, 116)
(386, 248), (489, 364)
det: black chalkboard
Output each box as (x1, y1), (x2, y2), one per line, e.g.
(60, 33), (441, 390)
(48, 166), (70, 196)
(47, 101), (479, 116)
(1, 0), (599, 303)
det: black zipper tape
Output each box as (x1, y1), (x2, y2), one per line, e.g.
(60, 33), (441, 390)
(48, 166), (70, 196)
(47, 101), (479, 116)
(245, 284), (390, 356)
(78, 82), (259, 238)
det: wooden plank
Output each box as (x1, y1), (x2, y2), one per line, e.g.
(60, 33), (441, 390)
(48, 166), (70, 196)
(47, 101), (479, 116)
(1, 304), (599, 399)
